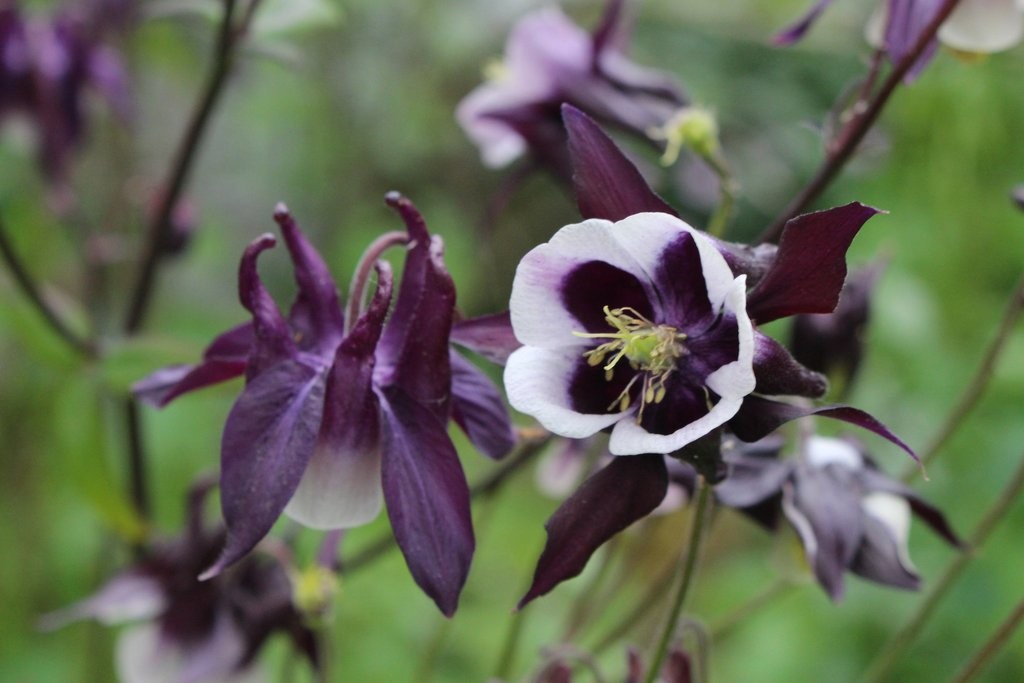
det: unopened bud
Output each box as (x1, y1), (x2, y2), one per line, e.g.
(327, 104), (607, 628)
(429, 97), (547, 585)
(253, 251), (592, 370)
(649, 106), (720, 166)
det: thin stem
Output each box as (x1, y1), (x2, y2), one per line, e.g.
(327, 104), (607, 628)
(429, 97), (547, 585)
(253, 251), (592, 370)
(0, 213), (94, 356)
(948, 596), (1024, 683)
(758, 0), (964, 244)
(705, 153), (738, 239)
(493, 603), (529, 681)
(123, 397), (150, 524)
(903, 274), (1024, 480)
(123, 0), (240, 333)
(343, 230), (408, 331)
(560, 535), (621, 642)
(861, 450), (1024, 683)
(644, 479), (712, 683)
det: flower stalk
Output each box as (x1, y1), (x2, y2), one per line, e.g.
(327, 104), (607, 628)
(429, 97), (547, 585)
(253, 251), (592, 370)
(644, 478), (712, 683)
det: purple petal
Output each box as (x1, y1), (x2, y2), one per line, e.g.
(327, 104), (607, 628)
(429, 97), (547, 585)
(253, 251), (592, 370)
(745, 203), (880, 324)
(450, 351), (516, 460)
(886, 0), (942, 80)
(651, 231), (713, 330)
(274, 205), (345, 352)
(286, 264), (392, 529)
(715, 453), (793, 510)
(38, 571), (165, 630)
(729, 397), (919, 463)
(562, 104), (677, 221)
(752, 332), (828, 398)
(591, 0), (627, 61)
(561, 260), (654, 333)
(450, 311), (521, 365)
(202, 359), (327, 579)
(519, 455), (668, 608)
(774, 0), (837, 45)
(849, 511), (920, 591)
(859, 468), (963, 548)
(237, 235), (296, 378)
(378, 192), (433, 360)
(379, 387), (474, 616)
(785, 463), (865, 600)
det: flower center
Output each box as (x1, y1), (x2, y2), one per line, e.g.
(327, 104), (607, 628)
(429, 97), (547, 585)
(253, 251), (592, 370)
(573, 306), (687, 421)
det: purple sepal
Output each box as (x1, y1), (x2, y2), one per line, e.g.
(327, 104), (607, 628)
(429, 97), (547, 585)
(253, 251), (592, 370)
(519, 455), (668, 608)
(752, 332), (828, 398)
(787, 460), (864, 600)
(202, 359), (327, 580)
(238, 235), (296, 379)
(450, 311), (521, 365)
(729, 396), (919, 463)
(274, 205), (344, 353)
(859, 467), (964, 548)
(746, 203), (880, 324)
(133, 323), (253, 407)
(885, 0), (942, 81)
(379, 192), (434, 360)
(591, 0), (627, 60)
(379, 387), (474, 617)
(773, 0), (837, 45)
(450, 351), (516, 460)
(562, 104), (677, 221)
(849, 512), (920, 591)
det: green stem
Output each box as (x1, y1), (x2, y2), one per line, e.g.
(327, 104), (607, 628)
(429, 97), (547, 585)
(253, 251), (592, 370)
(0, 213), (95, 357)
(644, 478), (712, 683)
(948, 596), (1024, 683)
(861, 450), (1024, 683)
(709, 577), (794, 642)
(589, 555), (677, 655)
(705, 153), (738, 239)
(560, 535), (621, 642)
(493, 604), (529, 681)
(903, 274), (1024, 481)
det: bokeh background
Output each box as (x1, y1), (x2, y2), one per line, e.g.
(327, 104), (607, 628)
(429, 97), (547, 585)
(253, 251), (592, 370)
(1, 0), (1022, 680)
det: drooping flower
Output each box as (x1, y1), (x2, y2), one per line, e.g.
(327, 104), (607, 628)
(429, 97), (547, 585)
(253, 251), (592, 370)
(715, 435), (962, 600)
(778, 0), (1024, 82)
(42, 483), (318, 683)
(135, 195), (515, 615)
(512, 105), (919, 606)
(0, 1), (131, 199)
(456, 0), (687, 178)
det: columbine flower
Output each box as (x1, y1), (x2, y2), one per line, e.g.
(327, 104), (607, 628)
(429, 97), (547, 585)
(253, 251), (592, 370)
(0, 2), (130, 199)
(456, 0), (686, 177)
(779, 0), (1024, 80)
(41, 484), (318, 683)
(716, 435), (962, 600)
(512, 105), (919, 607)
(135, 195), (515, 615)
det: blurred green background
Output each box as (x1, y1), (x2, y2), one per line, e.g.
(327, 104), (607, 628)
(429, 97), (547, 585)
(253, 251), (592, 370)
(1, 0), (1022, 681)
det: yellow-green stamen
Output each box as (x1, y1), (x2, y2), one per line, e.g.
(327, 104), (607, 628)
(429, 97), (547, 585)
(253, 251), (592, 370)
(573, 306), (687, 422)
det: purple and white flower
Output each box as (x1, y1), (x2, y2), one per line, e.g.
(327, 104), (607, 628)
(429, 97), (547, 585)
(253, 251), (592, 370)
(716, 435), (962, 600)
(456, 0), (686, 177)
(505, 211), (756, 456)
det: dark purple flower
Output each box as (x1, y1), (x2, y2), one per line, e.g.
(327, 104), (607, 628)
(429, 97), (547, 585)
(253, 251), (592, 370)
(42, 485), (318, 682)
(456, 0), (686, 178)
(790, 262), (882, 395)
(135, 195), (515, 615)
(0, 2), (130, 192)
(716, 435), (962, 600)
(512, 106), (919, 606)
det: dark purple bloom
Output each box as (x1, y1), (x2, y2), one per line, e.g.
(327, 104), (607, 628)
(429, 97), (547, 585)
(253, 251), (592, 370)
(135, 196), (515, 615)
(511, 106), (918, 606)
(456, 0), (687, 178)
(790, 262), (882, 395)
(0, 2), (130, 193)
(716, 435), (962, 600)
(42, 485), (318, 682)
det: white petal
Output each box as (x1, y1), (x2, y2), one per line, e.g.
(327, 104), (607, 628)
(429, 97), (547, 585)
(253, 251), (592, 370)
(861, 491), (917, 574)
(939, 0), (1024, 52)
(284, 443), (383, 530)
(509, 218), (649, 348)
(704, 275), (756, 400)
(39, 574), (166, 630)
(864, 4), (887, 49)
(505, 345), (626, 438)
(608, 395), (744, 455)
(609, 212), (738, 311)
(805, 435), (863, 470)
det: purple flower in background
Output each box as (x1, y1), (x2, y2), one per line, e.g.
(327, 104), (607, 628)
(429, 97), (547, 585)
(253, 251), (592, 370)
(0, 1), (130, 198)
(135, 195), (515, 615)
(790, 263), (882, 396)
(42, 485), (318, 683)
(457, 0), (686, 178)
(512, 106), (920, 607)
(779, 0), (1024, 82)
(716, 435), (962, 600)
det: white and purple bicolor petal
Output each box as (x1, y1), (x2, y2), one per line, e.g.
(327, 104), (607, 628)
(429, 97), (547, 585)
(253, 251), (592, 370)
(938, 0), (1024, 52)
(505, 211), (756, 457)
